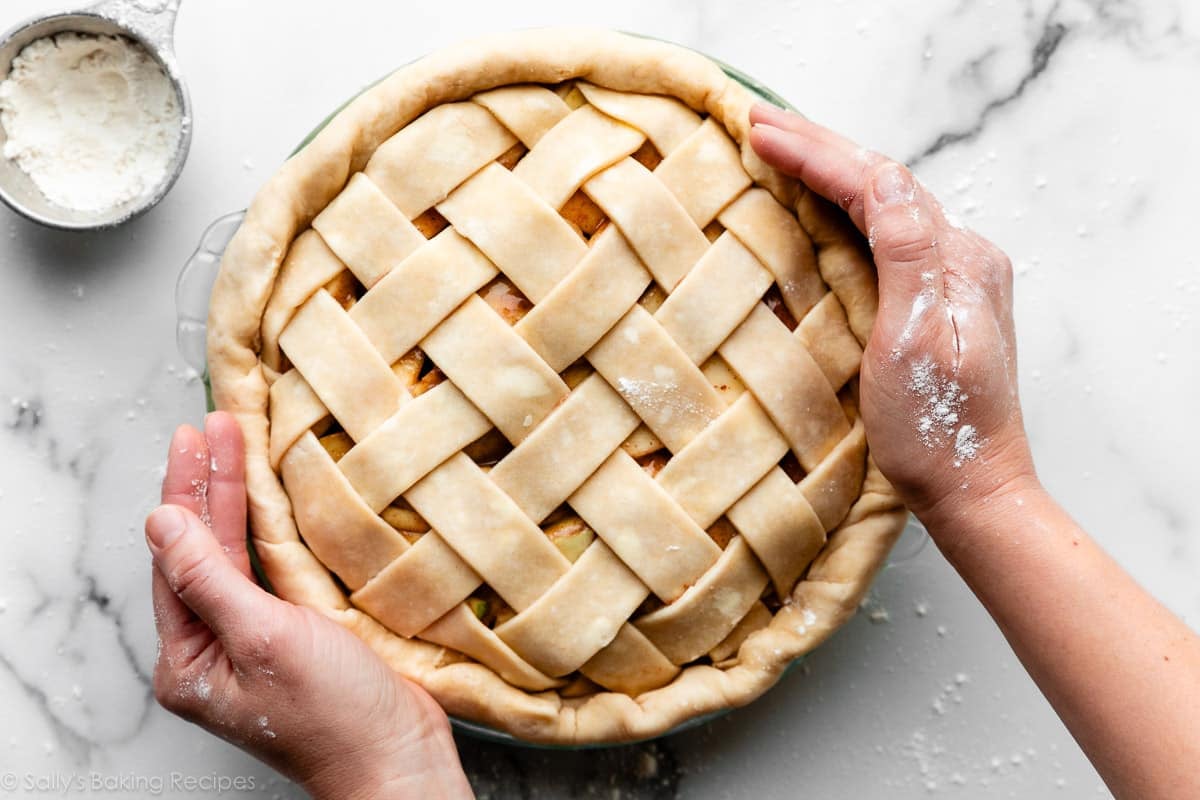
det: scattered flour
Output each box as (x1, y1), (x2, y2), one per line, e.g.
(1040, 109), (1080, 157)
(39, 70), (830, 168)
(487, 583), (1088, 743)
(0, 32), (181, 210)
(953, 425), (981, 466)
(190, 477), (211, 526)
(616, 377), (711, 424)
(256, 715), (277, 739)
(859, 593), (891, 624)
(793, 607), (818, 636)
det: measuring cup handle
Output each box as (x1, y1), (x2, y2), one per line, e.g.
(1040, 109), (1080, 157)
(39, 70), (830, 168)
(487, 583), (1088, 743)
(88, 0), (181, 56)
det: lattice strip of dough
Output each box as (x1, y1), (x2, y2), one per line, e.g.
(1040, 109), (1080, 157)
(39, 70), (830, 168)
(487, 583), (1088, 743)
(719, 188), (826, 321)
(405, 454), (571, 611)
(511, 104), (645, 209)
(797, 293), (863, 390)
(279, 432), (407, 590)
(268, 369), (330, 469)
(350, 523), (482, 637)
(421, 295), (569, 444)
(584, 158), (710, 290)
(799, 191), (879, 344)
(726, 467), (826, 596)
(338, 382), (494, 513)
(654, 231), (774, 364)
(495, 540), (649, 676)
(581, 624), (680, 696)
(569, 450), (720, 602)
(277, 290), (406, 441)
(709, 601), (773, 665)
(655, 392), (788, 529)
(472, 85), (570, 147)
(420, 606), (561, 692)
(577, 82), (702, 153)
(437, 163), (588, 303)
(633, 537), (767, 664)
(312, 172), (425, 288)
(348, 228), (498, 365)
(488, 373), (639, 524)
(720, 303), (850, 471)
(514, 227), (651, 372)
(587, 305), (724, 454)
(261, 230), (347, 371)
(364, 102), (517, 217)
(798, 416), (868, 530)
(654, 118), (752, 226)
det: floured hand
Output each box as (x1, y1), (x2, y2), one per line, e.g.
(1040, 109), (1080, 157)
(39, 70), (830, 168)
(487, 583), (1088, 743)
(749, 105), (1037, 525)
(146, 412), (471, 800)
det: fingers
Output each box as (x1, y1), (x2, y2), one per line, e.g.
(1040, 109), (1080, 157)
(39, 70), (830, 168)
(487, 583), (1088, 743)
(151, 562), (199, 649)
(748, 107), (951, 329)
(203, 412), (251, 578)
(161, 424), (209, 515)
(749, 105), (881, 232)
(748, 102), (809, 132)
(146, 504), (266, 647)
(865, 162), (944, 308)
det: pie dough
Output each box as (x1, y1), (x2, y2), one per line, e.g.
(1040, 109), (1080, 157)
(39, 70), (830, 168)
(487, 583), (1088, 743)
(208, 28), (907, 744)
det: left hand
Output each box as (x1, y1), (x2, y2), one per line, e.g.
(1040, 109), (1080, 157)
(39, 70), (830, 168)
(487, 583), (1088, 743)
(147, 412), (471, 800)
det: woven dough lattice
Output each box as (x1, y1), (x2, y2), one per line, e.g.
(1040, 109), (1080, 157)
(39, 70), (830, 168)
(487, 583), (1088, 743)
(213, 29), (907, 744)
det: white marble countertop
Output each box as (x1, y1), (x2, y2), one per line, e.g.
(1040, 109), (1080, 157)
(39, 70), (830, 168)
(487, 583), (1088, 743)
(1, 0), (1196, 797)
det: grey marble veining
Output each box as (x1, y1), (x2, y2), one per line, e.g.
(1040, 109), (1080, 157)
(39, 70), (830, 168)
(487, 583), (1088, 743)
(1, 0), (1197, 797)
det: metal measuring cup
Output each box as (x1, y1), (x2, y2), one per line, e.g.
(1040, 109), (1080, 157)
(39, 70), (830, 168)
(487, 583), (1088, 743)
(0, 0), (191, 230)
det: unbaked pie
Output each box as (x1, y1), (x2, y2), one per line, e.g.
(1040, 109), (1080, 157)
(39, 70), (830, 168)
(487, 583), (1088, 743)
(208, 29), (907, 744)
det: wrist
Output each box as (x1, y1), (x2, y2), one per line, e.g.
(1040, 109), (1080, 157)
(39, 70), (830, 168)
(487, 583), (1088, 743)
(916, 466), (1046, 563)
(301, 697), (468, 800)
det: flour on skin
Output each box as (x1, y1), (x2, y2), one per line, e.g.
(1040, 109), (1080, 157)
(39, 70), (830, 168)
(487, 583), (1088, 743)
(907, 356), (984, 467)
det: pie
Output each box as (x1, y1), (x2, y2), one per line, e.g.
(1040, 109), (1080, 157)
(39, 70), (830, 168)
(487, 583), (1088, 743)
(208, 28), (907, 744)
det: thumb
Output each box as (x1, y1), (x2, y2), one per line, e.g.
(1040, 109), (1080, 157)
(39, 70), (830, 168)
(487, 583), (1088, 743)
(864, 162), (943, 312)
(146, 504), (266, 645)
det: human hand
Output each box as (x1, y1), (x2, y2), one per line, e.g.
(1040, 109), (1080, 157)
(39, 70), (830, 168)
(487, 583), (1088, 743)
(146, 412), (471, 800)
(749, 105), (1039, 527)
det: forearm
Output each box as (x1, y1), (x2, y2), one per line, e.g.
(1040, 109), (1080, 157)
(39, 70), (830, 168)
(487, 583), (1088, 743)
(922, 481), (1200, 800)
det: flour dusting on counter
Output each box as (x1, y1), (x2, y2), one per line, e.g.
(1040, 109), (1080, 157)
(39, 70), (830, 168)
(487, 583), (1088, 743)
(0, 32), (181, 211)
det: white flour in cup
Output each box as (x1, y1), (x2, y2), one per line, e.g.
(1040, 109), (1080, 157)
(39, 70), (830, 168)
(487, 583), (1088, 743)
(0, 32), (181, 212)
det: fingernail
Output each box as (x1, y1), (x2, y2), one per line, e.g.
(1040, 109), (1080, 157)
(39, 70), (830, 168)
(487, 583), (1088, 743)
(873, 163), (914, 205)
(147, 506), (187, 550)
(169, 425), (189, 456)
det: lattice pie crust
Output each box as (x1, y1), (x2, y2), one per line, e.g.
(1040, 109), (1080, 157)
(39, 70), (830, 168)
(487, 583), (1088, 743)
(208, 29), (907, 743)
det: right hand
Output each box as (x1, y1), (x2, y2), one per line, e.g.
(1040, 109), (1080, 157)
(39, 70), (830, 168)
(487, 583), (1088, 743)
(749, 105), (1038, 526)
